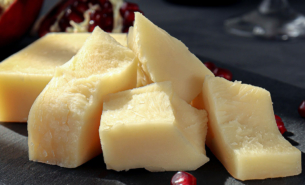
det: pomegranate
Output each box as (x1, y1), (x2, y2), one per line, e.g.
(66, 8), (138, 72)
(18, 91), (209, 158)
(0, 0), (44, 47)
(203, 62), (217, 72)
(298, 100), (305, 118)
(204, 61), (233, 81)
(35, 0), (143, 37)
(275, 115), (287, 134)
(213, 67), (233, 81)
(171, 171), (197, 185)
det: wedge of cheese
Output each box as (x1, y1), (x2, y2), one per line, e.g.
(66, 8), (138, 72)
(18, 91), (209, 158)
(28, 28), (136, 168)
(127, 13), (214, 103)
(0, 33), (127, 122)
(100, 81), (209, 172)
(201, 76), (301, 180)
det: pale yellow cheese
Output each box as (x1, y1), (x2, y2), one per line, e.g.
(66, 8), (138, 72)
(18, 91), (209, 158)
(201, 76), (301, 180)
(28, 28), (136, 168)
(128, 13), (214, 103)
(0, 32), (127, 122)
(100, 81), (209, 172)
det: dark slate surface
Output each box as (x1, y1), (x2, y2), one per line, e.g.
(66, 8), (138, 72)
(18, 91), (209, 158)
(1, 0), (305, 184)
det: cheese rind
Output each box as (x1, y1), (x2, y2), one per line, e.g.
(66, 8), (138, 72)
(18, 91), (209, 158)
(201, 76), (301, 180)
(0, 33), (127, 122)
(100, 82), (209, 172)
(28, 28), (136, 168)
(128, 13), (214, 103)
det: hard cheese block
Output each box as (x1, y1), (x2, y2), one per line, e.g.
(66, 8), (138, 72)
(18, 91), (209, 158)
(28, 28), (137, 168)
(127, 13), (214, 103)
(100, 81), (209, 172)
(0, 32), (127, 122)
(201, 76), (301, 180)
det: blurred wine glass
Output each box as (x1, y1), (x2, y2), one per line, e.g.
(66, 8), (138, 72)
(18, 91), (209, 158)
(225, 0), (305, 40)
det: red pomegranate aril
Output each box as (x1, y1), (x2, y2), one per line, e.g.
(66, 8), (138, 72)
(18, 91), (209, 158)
(98, 0), (107, 4)
(276, 120), (287, 134)
(102, 1), (112, 11)
(88, 21), (97, 32)
(171, 171), (196, 185)
(64, 7), (84, 23)
(123, 11), (135, 25)
(122, 26), (129, 33)
(72, 1), (89, 14)
(203, 62), (217, 72)
(87, 0), (100, 5)
(214, 67), (233, 81)
(298, 100), (305, 118)
(120, 2), (139, 17)
(275, 114), (282, 121)
(103, 16), (113, 30)
(90, 10), (103, 23)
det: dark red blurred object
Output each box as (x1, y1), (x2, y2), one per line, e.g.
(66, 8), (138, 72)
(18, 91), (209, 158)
(0, 0), (44, 47)
(204, 61), (233, 81)
(275, 115), (287, 134)
(213, 67), (233, 81)
(171, 171), (196, 185)
(203, 61), (217, 72)
(275, 114), (282, 121)
(298, 100), (305, 118)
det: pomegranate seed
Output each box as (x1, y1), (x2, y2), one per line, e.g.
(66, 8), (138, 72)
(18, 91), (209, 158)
(171, 171), (196, 185)
(276, 120), (287, 134)
(88, 21), (98, 32)
(203, 62), (217, 72)
(72, 1), (89, 14)
(274, 115), (287, 134)
(64, 7), (84, 23)
(102, 1), (113, 13)
(214, 67), (233, 81)
(298, 100), (305, 118)
(88, 0), (99, 5)
(103, 16), (113, 32)
(98, 0), (107, 4)
(120, 2), (139, 17)
(90, 10), (104, 23)
(123, 11), (135, 25)
(89, 10), (113, 32)
(122, 26), (129, 33)
(275, 114), (282, 121)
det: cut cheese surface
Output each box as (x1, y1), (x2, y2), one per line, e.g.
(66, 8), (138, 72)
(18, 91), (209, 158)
(201, 76), (301, 180)
(128, 13), (214, 103)
(28, 28), (136, 168)
(0, 32), (127, 122)
(100, 81), (209, 172)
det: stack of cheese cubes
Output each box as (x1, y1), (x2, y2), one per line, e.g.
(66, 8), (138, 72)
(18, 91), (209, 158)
(0, 12), (301, 181)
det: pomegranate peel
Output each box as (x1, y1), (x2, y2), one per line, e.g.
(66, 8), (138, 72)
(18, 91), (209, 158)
(0, 0), (44, 47)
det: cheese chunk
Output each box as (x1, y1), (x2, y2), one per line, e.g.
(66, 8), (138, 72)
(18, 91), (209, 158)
(28, 28), (136, 168)
(100, 82), (209, 172)
(0, 33), (127, 122)
(127, 13), (214, 103)
(201, 76), (301, 180)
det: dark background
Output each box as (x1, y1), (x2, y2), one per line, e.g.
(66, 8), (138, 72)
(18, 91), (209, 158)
(0, 0), (305, 184)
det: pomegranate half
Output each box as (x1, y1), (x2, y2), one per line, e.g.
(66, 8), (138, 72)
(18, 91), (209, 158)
(35, 0), (143, 37)
(0, 0), (44, 47)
